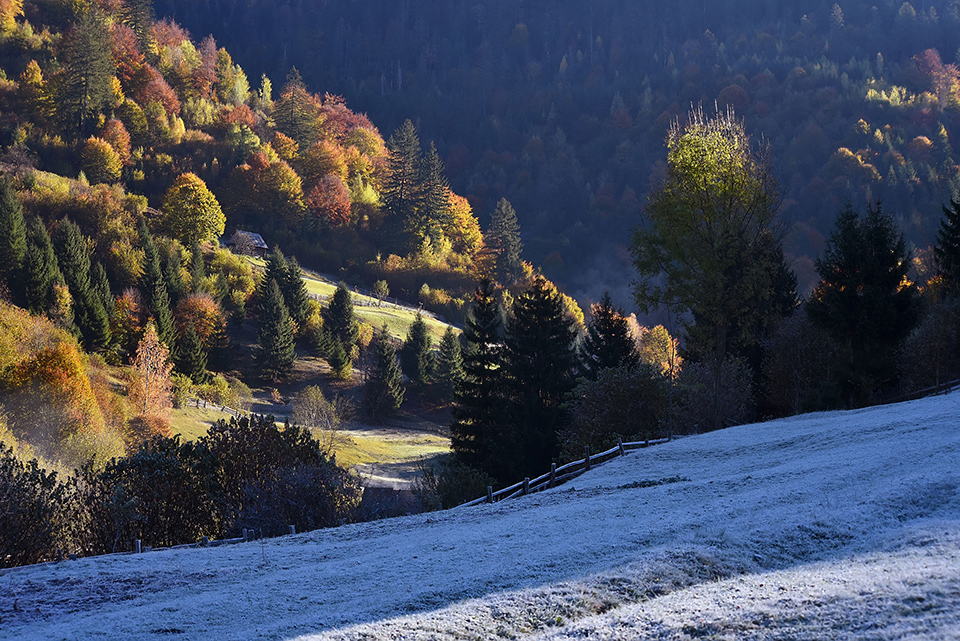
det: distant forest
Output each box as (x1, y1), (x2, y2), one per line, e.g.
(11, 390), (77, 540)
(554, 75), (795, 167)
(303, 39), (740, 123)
(154, 0), (960, 301)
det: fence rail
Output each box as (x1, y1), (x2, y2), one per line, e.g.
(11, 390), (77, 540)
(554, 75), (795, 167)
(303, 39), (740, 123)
(459, 437), (671, 508)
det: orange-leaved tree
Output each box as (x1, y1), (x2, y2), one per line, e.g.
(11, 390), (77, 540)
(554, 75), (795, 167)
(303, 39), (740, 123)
(129, 321), (173, 421)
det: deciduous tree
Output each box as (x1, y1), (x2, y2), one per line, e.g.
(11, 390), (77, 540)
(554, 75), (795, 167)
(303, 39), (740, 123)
(160, 173), (225, 247)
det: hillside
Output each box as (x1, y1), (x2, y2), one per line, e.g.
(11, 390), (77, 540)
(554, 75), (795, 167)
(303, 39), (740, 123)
(2, 391), (958, 639)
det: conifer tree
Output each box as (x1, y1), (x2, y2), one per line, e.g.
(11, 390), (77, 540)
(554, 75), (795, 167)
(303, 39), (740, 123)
(451, 279), (506, 476)
(53, 218), (110, 349)
(323, 282), (359, 352)
(580, 292), (640, 380)
(24, 218), (62, 315)
(935, 196), (960, 290)
(59, 6), (115, 135)
(382, 119), (422, 251)
(256, 278), (295, 381)
(282, 256), (310, 331)
(325, 338), (352, 380)
(503, 275), (578, 477)
(273, 68), (319, 148)
(264, 246), (288, 289)
(189, 240), (207, 293)
(435, 326), (464, 400)
(139, 222), (174, 348)
(164, 245), (187, 305)
(175, 325), (209, 384)
(401, 311), (434, 385)
(90, 260), (113, 315)
(486, 198), (524, 285)
(0, 176), (26, 305)
(416, 142), (451, 246)
(808, 203), (921, 405)
(363, 326), (404, 422)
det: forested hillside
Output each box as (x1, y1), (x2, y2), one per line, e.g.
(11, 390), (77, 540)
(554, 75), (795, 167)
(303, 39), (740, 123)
(156, 0), (960, 296)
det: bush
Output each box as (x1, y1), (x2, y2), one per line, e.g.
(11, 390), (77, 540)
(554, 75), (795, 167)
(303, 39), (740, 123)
(560, 365), (669, 461)
(413, 456), (494, 511)
(0, 444), (71, 567)
(674, 357), (753, 434)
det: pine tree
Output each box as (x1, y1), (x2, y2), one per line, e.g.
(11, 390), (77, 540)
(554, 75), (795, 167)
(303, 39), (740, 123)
(175, 325), (209, 384)
(53, 218), (110, 349)
(935, 196), (960, 290)
(164, 245), (187, 305)
(59, 7), (115, 135)
(139, 222), (174, 348)
(282, 256), (310, 331)
(486, 198), (524, 285)
(503, 275), (579, 478)
(90, 260), (113, 316)
(256, 278), (295, 381)
(434, 326), (464, 400)
(580, 292), (640, 380)
(0, 176), (27, 305)
(416, 142), (451, 246)
(401, 311), (434, 385)
(323, 282), (359, 352)
(808, 203), (921, 405)
(382, 119), (422, 252)
(24, 218), (62, 315)
(451, 279), (507, 476)
(363, 326), (404, 422)
(189, 240), (207, 293)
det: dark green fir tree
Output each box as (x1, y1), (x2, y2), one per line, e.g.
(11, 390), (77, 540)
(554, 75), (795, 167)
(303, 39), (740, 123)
(24, 218), (62, 315)
(451, 279), (507, 477)
(434, 326), (464, 400)
(90, 260), (113, 316)
(503, 275), (579, 477)
(190, 240), (207, 294)
(53, 218), (110, 349)
(486, 198), (524, 286)
(139, 221), (174, 348)
(401, 311), (434, 385)
(580, 292), (640, 380)
(282, 256), (310, 332)
(323, 282), (358, 351)
(0, 176), (27, 305)
(935, 196), (960, 290)
(362, 326), (405, 422)
(164, 245), (187, 305)
(175, 325), (209, 384)
(256, 278), (295, 381)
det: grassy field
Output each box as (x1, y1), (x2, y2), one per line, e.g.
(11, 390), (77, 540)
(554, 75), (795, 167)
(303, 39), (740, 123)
(169, 404), (233, 441)
(245, 257), (457, 343)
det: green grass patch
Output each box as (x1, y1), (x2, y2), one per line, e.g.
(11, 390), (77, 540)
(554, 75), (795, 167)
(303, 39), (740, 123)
(333, 431), (450, 469)
(169, 404), (234, 441)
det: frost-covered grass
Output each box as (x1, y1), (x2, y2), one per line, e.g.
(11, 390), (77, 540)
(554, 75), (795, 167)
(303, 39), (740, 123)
(2, 392), (958, 640)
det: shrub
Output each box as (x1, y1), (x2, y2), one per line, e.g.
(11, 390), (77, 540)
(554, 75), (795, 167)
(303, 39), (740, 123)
(413, 457), (494, 511)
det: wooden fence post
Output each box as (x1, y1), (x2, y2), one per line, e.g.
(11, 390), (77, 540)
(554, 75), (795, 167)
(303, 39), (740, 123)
(550, 463), (556, 488)
(618, 437), (625, 456)
(289, 525), (296, 535)
(487, 485), (494, 503)
(585, 446), (591, 471)
(135, 540), (142, 554)
(523, 477), (530, 495)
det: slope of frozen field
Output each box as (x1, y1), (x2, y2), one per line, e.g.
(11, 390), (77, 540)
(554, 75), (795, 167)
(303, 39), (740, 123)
(2, 392), (959, 640)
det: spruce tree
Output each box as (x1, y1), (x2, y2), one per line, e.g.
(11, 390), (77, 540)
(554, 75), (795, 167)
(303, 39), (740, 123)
(382, 119), (422, 252)
(401, 311), (434, 385)
(451, 279), (507, 477)
(24, 218), (62, 315)
(59, 7), (115, 135)
(282, 256), (310, 331)
(503, 275), (579, 478)
(363, 326), (405, 422)
(175, 325), (209, 384)
(435, 326), (464, 400)
(580, 292), (640, 380)
(323, 282), (359, 351)
(417, 142), (451, 246)
(190, 240), (207, 294)
(486, 198), (524, 285)
(264, 246), (289, 290)
(808, 203), (921, 405)
(325, 338), (352, 380)
(0, 176), (27, 305)
(164, 245), (187, 305)
(139, 222), (174, 348)
(935, 196), (960, 290)
(90, 260), (113, 316)
(273, 68), (319, 148)
(256, 278), (295, 381)
(53, 218), (110, 349)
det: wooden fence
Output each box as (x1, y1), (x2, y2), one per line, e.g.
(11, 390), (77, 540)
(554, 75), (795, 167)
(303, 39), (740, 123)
(459, 436), (671, 508)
